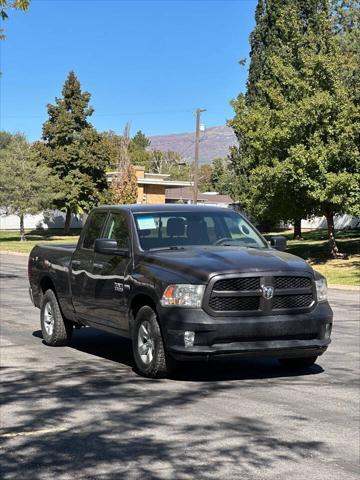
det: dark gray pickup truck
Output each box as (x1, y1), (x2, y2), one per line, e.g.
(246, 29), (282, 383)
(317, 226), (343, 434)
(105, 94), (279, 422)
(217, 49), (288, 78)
(28, 204), (332, 377)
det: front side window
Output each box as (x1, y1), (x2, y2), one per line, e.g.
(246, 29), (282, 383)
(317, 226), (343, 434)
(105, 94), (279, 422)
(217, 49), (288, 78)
(134, 211), (268, 250)
(82, 212), (107, 249)
(103, 212), (130, 249)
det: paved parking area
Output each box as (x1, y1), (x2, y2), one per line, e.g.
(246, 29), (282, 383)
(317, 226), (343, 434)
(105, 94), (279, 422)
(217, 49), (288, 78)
(0, 253), (359, 479)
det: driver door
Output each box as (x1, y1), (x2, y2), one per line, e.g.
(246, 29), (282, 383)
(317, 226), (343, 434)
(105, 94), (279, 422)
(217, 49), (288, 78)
(87, 211), (132, 333)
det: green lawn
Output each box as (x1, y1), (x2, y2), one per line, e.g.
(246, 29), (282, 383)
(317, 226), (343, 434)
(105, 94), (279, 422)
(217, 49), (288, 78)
(265, 229), (360, 286)
(1, 228), (359, 286)
(0, 229), (80, 254)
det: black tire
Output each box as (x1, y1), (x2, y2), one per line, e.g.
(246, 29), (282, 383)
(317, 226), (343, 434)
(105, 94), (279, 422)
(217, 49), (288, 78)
(132, 305), (173, 378)
(279, 356), (318, 369)
(40, 289), (73, 346)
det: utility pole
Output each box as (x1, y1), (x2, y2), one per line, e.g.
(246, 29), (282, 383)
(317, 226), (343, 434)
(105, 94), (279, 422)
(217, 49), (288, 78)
(193, 108), (206, 204)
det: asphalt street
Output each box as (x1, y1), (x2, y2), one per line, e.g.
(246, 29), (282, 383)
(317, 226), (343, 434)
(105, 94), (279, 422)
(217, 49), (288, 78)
(0, 253), (359, 480)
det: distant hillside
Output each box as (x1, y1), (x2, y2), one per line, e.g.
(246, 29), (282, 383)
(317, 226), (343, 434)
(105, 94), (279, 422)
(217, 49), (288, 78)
(149, 126), (237, 165)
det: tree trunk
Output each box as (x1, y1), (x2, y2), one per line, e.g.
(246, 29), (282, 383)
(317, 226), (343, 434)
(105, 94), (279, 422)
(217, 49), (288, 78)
(19, 214), (26, 242)
(64, 207), (71, 235)
(325, 210), (343, 258)
(293, 218), (303, 240)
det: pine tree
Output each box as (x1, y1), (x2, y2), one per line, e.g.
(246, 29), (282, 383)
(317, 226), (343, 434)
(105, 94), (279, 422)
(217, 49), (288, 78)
(229, 0), (359, 256)
(36, 71), (111, 233)
(132, 130), (151, 150)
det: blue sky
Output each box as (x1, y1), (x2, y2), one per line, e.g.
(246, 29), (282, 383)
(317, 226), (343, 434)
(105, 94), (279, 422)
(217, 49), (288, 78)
(1, 0), (256, 141)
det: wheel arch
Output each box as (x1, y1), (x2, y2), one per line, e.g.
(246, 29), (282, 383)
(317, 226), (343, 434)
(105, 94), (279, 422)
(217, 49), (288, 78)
(39, 275), (71, 321)
(40, 275), (57, 296)
(129, 293), (158, 335)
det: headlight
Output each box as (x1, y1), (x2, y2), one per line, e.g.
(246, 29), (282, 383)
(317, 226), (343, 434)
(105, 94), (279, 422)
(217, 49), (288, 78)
(315, 278), (328, 302)
(160, 284), (205, 308)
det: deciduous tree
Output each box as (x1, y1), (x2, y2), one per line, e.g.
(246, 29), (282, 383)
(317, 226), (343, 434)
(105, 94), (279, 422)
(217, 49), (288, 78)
(110, 124), (139, 205)
(111, 163), (138, 205)
(0, 133), (59, 240)
(0, 0), (29, 40)
(229, 0), (359, 256)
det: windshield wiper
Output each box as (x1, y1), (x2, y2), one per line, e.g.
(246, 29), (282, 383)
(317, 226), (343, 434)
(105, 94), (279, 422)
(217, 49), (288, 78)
(220, 243), (262, 249)
(149, 246), (186, 252)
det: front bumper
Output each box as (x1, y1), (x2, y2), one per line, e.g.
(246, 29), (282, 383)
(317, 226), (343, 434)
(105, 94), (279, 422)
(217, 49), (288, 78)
(158, 301), (333, 360)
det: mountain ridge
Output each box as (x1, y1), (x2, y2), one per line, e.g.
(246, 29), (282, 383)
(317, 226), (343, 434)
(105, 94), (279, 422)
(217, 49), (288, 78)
(149, 125), (237, 165)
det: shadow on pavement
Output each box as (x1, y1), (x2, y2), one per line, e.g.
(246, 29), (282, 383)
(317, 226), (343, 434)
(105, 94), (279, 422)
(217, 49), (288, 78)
(1, 355), (328, 479)
(32, 328), (324, 382)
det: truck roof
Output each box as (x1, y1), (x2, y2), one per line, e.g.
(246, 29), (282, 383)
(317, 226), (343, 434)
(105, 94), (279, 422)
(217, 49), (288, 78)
(94, 204), (230, 214)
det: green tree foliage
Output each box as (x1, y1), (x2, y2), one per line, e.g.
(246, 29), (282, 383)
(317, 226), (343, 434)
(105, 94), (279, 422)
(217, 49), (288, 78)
(0, 0), (29, 39)
(132, 130), (151, 150)
(105, 129), (153, 171)
(0, 130), (13, 149)
(204, 158), (239, 200)
(149, 149), (195, 182)
(0, 133), (59, 240)
(229, 0), (359, 256)
(209, 158), (231, 194)
(129, 131), (152, 170)
(198, 164), (212, 192)
(333, 0), (360, 100)
(36, 71), (112, 233)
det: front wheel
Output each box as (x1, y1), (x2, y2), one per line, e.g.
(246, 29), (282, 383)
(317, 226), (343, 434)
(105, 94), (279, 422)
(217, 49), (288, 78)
(132, 305), (173, 378)
(279, 356), (318, 369)
(40, 289), (73, 346)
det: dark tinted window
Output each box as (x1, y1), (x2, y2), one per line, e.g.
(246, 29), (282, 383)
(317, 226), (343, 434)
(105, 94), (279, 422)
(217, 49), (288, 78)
(103, 212), (130, 249)
(82, 212), (107, 249)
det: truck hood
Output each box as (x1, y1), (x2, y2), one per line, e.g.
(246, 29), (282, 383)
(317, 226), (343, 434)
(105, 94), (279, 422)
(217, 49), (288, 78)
(143, 246), (313, 283)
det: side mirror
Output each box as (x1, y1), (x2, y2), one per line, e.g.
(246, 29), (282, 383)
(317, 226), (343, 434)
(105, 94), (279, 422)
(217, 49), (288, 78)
(270, 235), (287, 251)
(94, 238), (129, 256)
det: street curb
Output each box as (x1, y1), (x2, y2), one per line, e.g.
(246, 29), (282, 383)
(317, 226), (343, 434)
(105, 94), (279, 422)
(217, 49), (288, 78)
(0, 250), (28, 257)
(328, 284), (360, 292)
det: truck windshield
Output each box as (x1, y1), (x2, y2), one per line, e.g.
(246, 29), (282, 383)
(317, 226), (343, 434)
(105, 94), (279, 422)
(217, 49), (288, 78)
(134, 210), (268, 251)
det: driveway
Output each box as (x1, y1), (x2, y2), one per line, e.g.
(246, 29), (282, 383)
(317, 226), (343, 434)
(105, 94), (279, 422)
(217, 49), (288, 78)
(0, 253), (359, 479)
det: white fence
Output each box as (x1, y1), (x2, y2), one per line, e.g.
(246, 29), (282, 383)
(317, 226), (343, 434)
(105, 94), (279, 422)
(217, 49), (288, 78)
(301, 214), (360, 230)
(0, 210), (359, 231)
(0, 210), (84, 230)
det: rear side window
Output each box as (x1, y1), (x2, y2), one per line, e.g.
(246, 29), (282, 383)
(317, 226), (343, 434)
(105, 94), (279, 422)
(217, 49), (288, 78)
(82, 212), (107, 249)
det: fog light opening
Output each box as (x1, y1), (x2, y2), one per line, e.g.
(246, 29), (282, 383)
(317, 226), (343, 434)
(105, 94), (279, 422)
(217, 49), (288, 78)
(325, 323), (332, 339)
(184, 331), (195, 348)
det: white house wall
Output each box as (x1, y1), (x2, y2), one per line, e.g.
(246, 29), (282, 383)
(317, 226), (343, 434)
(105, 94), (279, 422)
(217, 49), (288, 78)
(301, 214), (360, 230)
(0, 210), (84, 230)
(0, 210), (358, 231)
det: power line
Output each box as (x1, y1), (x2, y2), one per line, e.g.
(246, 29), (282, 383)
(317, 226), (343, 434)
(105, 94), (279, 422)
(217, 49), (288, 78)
(1, 108), (195, 119)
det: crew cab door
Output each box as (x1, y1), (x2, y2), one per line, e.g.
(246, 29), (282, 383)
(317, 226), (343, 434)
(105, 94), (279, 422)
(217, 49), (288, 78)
(71, 211), (108, 321)
(87, 211), (132, 333)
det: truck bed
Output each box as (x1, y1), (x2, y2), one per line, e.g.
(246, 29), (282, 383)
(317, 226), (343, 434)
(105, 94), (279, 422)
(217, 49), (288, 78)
(29, 243), (77, 317)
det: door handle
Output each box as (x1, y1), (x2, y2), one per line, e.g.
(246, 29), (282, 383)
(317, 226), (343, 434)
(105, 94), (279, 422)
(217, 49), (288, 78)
(93, 263), (104, 270)
(72, 260), (81, 267)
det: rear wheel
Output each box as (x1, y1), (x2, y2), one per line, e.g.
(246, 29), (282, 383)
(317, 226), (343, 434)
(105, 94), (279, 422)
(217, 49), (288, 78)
(279, 356), (318, 369)
(132, 305), (174, 378)
(40, 289), (73, 346)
